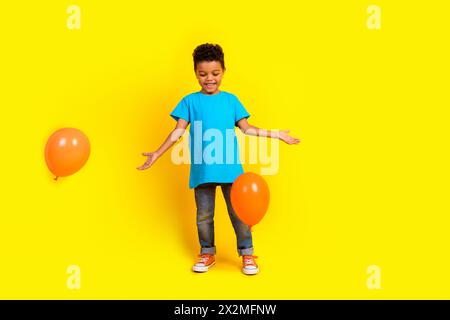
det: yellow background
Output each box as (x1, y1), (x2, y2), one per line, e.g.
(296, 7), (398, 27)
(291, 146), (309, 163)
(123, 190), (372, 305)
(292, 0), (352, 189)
(1, 0), (449, 299)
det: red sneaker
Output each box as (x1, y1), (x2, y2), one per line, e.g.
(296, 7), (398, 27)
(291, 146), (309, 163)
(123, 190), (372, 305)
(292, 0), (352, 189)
(192, 254), (215, 272)
(242, 255), (259, 275)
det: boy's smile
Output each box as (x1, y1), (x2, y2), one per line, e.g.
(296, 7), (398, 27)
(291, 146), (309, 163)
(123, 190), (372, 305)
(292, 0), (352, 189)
(195, 61), (224, 95)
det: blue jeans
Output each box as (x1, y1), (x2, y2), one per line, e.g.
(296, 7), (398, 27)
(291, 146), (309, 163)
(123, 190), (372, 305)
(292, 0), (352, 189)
(194, 183), (254, 256)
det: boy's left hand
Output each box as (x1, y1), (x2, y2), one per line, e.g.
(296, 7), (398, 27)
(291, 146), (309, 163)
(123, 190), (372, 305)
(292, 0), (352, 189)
(278, 130), (300, 145)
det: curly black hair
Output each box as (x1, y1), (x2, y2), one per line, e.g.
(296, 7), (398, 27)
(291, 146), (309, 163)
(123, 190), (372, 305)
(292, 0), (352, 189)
(192, 43), (225, 71)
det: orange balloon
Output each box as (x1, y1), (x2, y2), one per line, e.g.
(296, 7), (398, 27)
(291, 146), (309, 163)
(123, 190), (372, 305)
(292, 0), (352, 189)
(230, 172), (270, 228)
(45, 128), (90, 180)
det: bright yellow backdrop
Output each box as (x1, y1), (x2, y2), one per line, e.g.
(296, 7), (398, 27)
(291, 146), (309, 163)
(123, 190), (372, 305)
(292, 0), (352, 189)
(1, 1), (449, 299)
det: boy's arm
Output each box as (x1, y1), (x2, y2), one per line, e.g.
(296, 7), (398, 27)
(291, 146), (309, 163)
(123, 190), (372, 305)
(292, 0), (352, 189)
(137, 119), (189, 170)
(236, 118), (300, 145)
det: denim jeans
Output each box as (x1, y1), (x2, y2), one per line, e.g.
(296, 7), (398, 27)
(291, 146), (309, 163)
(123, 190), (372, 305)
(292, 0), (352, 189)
(194, 183), (254, 256)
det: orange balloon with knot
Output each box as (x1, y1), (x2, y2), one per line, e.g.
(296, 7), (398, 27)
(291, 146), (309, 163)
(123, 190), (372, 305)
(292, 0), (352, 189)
(45, 128), (90, 180)
(230, 172), (270, 231)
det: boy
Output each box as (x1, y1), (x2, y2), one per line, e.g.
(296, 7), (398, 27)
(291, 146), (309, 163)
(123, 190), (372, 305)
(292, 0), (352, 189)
(137, 43), (300, 275)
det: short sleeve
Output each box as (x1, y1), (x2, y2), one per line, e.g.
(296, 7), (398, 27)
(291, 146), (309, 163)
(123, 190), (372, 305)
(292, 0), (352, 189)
(170, 97), (190, 122)
(233, 95), (250, 125)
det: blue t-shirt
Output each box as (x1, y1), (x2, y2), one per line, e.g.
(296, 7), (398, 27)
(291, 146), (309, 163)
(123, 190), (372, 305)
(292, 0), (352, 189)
(170, 91), (250, 189)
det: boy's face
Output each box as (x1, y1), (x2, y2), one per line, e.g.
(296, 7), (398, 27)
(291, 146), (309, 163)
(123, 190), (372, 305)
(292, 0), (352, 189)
(195, 61), (224, 94)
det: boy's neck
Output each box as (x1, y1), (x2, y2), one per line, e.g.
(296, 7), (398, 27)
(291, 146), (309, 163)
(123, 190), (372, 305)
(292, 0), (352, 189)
(200, 89), (221, 95)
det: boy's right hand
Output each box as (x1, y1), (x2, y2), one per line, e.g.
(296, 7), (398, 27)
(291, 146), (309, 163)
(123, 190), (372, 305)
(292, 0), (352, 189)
(136, 152), (159, 170)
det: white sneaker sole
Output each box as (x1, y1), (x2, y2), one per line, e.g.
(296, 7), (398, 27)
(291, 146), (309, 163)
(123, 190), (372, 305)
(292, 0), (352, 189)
(242, 267), (259, 275)
(192, 261), (215, 273)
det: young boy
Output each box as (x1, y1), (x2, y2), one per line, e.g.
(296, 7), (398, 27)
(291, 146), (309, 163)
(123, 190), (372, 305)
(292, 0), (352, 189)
(137, 43), (300, 275)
